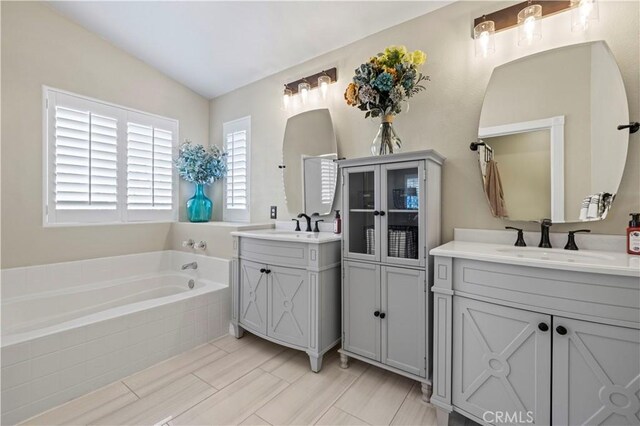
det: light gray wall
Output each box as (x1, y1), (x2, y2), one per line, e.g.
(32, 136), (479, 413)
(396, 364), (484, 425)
(208, 0), (639, 241)
(1, 2), (210, 268)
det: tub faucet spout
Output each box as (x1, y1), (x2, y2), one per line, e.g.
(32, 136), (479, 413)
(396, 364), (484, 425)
(181, 262), (198, 270)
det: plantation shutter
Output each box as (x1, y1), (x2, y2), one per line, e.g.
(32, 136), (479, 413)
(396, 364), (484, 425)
(47, 92), (120, 223)
(223, 116), (251, 222)
(44, 88), (178, 225)
(320, 158), (337, 206)
(126, 111), (177, 221)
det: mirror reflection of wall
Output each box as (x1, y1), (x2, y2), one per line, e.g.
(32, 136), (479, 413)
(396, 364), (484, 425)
(282, 109), (338, 216)
(477, 41), (629, 223)
(482, 132), (551, 221)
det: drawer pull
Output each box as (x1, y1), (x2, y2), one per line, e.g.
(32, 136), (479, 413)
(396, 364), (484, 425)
(556, 325), (568, 335)
(538, 322), (549, 332)
(374, 311), (380, 317)
(379, 312), (386, 319)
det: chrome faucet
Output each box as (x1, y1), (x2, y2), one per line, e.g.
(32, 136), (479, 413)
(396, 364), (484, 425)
(181, 262), (198, 270)
(538, 219), (552, 248)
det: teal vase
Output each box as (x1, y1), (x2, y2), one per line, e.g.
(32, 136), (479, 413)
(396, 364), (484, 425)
(187, 183), (212, 222)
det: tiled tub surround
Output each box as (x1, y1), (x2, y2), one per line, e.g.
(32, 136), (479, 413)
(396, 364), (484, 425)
(1, 251), (231, 425)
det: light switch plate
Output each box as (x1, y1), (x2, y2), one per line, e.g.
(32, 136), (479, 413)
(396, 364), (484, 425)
(270, 206), (277, 219)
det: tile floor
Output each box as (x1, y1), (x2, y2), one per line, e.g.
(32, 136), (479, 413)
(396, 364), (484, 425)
(21, 333), (475, 426)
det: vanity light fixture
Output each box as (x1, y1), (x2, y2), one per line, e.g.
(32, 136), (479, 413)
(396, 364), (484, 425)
(518, 1), (543, 46)
(318, 73), (332, 99)
(282, 86), (293, 110)
(472, 1), (573, 54)
(281, 67), (337, 108)
(474, 17), (495, 58)
(571, 0), (598, 31)
(298, 80), (311, 104)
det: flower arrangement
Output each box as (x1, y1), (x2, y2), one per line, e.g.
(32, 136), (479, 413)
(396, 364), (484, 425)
(344, 45), (428, 119)
(175, 141), (227, 184)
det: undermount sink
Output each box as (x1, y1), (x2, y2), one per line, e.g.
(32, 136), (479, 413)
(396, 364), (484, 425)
(495, 247), (616, 262)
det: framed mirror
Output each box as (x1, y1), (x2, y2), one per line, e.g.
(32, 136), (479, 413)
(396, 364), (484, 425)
(477, 41), (629, 223)
(282, 109), (338, 216)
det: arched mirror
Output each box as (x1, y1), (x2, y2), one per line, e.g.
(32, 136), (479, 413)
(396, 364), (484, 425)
(282, 109), (338, 216)
(477, 41), (629, 223)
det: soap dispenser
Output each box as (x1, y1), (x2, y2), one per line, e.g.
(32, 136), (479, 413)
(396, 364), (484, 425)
(627, 213), (640, 255)
(333, 210), (342, 234)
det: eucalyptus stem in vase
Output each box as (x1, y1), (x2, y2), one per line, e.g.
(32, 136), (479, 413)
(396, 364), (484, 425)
(175, 141), (227, 222)
(344, 45), (429, 155)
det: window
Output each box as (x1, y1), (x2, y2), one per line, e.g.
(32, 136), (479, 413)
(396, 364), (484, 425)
(223, 116), (251, 222)
(44, 87), (178, 225)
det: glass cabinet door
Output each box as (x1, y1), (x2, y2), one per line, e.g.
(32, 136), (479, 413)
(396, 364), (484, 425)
(381, 161), (424, 267)
(343, 165), (380, 262)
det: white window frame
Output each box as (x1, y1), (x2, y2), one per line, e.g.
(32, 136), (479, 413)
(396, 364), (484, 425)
(43, 86), (179, 226)
(222, 116), (251, 222)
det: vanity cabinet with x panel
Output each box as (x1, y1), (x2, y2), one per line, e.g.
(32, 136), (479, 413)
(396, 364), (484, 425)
(230, 232), (341, 372)
(431, 251), (640, 426)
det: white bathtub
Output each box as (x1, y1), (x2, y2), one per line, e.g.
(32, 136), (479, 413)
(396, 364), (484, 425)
(1, 250), (231, 425)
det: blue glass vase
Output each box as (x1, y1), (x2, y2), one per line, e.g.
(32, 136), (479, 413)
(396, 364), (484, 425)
(187, 183), (212, 222)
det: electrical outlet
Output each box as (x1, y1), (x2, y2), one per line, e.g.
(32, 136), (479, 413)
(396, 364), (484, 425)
(270, 206), (277, 219)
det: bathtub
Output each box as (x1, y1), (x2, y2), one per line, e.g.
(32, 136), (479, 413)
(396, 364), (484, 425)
(1, 250), (231, 425)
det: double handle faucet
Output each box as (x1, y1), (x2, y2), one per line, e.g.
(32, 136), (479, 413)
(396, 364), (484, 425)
(293, 213), (324, 232)
(506, 219), (591, 250)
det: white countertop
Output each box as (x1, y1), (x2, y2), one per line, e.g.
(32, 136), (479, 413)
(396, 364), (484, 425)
(431, 241), (640, 277)
(231, 229), (342, 244)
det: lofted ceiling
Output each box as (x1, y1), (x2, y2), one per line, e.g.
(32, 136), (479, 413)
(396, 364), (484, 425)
(48, 1), (452, 99)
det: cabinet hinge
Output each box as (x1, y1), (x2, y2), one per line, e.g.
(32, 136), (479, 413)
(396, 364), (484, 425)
(46, 98), (49, 109)
(424, 247), (427, 259)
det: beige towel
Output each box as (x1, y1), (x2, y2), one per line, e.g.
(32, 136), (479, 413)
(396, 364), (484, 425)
(484, 160), (508, 218)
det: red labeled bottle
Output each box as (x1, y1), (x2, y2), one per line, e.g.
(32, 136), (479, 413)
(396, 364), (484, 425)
(627, 213), (640, 255)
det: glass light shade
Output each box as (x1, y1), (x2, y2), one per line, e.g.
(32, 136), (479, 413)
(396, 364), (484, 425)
(517, 3), (542, 46)
(474, 20), (495, 58)
(298, 82), (311, 104)
(571, 0), (598, 31)
(282, 87), (293, 110)
(318, 75), (331, 99)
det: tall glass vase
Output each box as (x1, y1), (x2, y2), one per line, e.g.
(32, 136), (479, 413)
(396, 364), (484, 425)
(187, 183), (212, 222)
(371, 114), (402, 156)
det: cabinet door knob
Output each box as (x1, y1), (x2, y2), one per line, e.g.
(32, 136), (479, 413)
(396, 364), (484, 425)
(556, 325), (568, 335)
(538, 322), (549, 332)
(379, 211), (386, 216)
(265, 269), (272, 274)
(374, 311), (380, 317)
(379, 312), (386, 319)
(259, 268), (266, 273)
(373, 211), (380, 216)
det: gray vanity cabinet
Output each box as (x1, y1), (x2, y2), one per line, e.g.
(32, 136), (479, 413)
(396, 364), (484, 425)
(338, 150), (444, 402)
(552, 317), (640, 426)
(239, 259), (268, 335)
(267, 265), (309, 348)
(231, 233), (341, 372)
(452, 297), (551, 425)
(431, 255), (640, 425)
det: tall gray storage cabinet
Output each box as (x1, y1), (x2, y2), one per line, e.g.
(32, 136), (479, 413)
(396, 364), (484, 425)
(337, 150), (444, 402)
